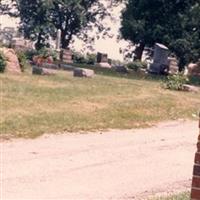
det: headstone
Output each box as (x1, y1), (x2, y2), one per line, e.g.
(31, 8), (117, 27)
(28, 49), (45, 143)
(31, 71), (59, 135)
(183, 84), (200, 93)
(32, 66), (56, 75)
(73, 68), (95, 78)
(187, 61), (200, 77)
(149, 43), (169, 74)
(0, 47), (21, 74)
(96, 52), (111, 68)
(61, 48), (73, 63)
(168, 57), (179, 75)
(97, 52), (108, 63)
(56, 29), (61, 50)
(96, 63), (112, 68)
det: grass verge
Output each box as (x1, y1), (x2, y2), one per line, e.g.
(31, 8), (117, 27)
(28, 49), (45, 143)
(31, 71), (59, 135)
(151, 192), (190, 200)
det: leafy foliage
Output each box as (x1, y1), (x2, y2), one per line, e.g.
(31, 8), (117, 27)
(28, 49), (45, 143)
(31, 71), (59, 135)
(16, 51), (27, 72)
(127, 61), (147, 71)
(24, 48), (57, 61)
(120, 0), (200, 68)
(0, 51), (6, 73)
(73, 51), (96, 65)
(164, 73), (189, 91)
(12, 0), (113, 49)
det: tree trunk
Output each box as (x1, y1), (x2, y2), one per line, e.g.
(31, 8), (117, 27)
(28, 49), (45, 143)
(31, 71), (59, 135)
(134, 43), (145, 61)
(35, 32), (43, 50)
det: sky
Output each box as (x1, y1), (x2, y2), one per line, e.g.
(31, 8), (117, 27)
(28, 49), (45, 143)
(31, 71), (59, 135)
(0, 3), (129, 61)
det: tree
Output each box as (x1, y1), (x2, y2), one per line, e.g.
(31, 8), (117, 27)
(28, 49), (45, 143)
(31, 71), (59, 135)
(11, 0), (115, 49)
(120, 0), (200, 68)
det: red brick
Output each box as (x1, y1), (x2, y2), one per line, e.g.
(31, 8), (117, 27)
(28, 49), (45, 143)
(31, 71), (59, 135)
(192, 176), (200, 188)
(195, 153), (200, 164)
(191, 188), (200, 199)
(193, 165), (200, 176)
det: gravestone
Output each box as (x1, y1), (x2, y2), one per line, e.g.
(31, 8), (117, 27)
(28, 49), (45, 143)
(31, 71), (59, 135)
(97, 52), (108, 63)
(56, 29), (61, 50)
(149, 43), (169, 74)
(73, 68), (95, 78)
(32, 66), (56, 75)
(61, 48), (73, 63)
(0, 47), (21, 74)
(187, 60), (200, 77)
(96, 52), (111, 68)
(168, 57), (179, 75)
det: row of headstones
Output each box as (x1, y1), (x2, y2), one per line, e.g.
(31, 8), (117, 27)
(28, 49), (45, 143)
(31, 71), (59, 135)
(32, 64), (95, 78)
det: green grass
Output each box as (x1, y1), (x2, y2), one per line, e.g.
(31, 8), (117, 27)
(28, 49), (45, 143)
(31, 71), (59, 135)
(1, 68), (200, 138)
(151, 192), (190, 200)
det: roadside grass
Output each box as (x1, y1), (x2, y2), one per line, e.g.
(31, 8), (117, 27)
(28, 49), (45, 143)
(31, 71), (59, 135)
(151, 192), (190, 200)
(1, 69), (200, 138)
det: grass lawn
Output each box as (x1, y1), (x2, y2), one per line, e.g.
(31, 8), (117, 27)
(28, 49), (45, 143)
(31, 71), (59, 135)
(1, 67), (200, 138)
(151, 192), (190, 200)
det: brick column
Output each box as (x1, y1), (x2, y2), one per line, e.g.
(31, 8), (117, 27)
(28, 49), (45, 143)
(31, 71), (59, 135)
(191, 113), (200, 199)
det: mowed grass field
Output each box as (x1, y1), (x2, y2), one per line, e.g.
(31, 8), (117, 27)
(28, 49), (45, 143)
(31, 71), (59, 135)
(1, 69), (200, 138)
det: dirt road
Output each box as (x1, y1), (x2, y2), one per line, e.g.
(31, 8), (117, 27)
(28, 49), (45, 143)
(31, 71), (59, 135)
(1, 120), (198, 200)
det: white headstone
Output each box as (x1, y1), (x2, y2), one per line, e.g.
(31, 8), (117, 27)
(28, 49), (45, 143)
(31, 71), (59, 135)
(56, 29), (61, 50)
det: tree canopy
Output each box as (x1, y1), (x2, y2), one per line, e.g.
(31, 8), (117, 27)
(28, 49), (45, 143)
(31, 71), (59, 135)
(120, 0), (200, 68)
(2, 0), (117, 49)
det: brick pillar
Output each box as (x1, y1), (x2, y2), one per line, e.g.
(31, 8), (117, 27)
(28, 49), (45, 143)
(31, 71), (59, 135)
(191, 113), (200, 199)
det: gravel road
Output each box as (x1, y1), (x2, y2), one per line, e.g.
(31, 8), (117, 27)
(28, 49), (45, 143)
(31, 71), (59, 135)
(1, 120), (198, 200)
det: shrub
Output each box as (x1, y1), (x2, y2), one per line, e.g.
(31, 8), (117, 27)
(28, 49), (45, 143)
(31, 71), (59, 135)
(86, 53), (96, 65)
(127, 61), (147, 72)
(25, 48), (57, 61)
(0, 51), (6, 73)
(73, 51), (86, 64)
(16, 51), (27, 72)
(164, 73), (189, 91)
(73, 52), (96, 65)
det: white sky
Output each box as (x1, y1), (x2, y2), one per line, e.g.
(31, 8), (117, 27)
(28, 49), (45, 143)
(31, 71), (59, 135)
(0, 3), (129, 61)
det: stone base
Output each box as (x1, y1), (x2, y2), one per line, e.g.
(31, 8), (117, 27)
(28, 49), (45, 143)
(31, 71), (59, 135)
(96, 62), (111, 68)
(149, 62), (168, 74)
(183, 84), (200, 93)
(73, 68), (95, 78)
(32, 66), (56, 76)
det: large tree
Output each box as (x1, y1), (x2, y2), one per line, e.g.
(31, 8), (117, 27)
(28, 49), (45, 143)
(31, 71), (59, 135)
(120, 0), (200, 68)
(10, 0), (115, 49)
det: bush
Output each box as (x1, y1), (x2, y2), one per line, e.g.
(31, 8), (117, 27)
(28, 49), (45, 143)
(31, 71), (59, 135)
(24, 49), (38, 61)
(86, 53), (96, 65)
(25, 48), (57, 61)
(164, 73), (189, 91)
(73, 51), (86, 64)
(127, 61), (147, 71)
(0, 51), (6, 73)
(73, 51), (96, 65)
(16, 51), (27, 72)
